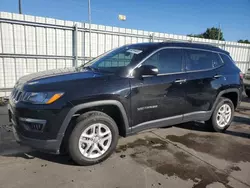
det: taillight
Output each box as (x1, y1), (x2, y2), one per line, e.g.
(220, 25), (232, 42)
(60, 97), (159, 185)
(239, 72), (244, 80)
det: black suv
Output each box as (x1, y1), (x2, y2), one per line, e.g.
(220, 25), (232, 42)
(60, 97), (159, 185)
(9, 42), (243, 165)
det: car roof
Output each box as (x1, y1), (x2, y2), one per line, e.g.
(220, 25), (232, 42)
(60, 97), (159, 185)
(129, 42), (229, 55)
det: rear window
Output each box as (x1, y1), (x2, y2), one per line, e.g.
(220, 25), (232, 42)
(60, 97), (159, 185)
(185, 49), (224, 71)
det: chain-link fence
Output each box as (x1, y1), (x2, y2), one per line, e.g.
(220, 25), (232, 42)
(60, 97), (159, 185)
(1, 11), (250, 97)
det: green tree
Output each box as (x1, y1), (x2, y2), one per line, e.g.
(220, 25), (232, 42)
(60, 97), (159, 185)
(203, 27), (224, 40)
(187, 27), (224, 41)
(238, 39), (250, 44)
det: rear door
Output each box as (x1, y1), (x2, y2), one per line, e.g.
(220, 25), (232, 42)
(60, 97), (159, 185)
(130, 48), (189, 127)
(183, 49), (225, 116)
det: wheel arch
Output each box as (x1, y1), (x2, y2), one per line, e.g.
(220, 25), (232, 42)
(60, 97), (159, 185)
(57, 100), (130, 142)
(212, 88), (241, 111)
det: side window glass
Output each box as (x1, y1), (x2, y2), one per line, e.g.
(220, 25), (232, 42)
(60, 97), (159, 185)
(143, 49), (183, 74)
(185, 49), (223, 71)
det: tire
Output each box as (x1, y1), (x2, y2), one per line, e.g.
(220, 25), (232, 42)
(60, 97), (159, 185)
(246, 89), (250, 98)
(60, 111), (99, 155)
(68, 111), (119, 166)
(206, 97), (234, 132)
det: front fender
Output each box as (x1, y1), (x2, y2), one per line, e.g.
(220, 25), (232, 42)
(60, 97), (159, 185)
(56, 100), (130, 142)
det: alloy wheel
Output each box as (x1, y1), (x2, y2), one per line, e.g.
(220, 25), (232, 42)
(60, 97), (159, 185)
(216, 104), (232, 128)
(78, 123), (112, 159)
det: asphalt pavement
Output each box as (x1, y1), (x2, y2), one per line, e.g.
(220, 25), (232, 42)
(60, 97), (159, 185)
(0, 99), (250, 188)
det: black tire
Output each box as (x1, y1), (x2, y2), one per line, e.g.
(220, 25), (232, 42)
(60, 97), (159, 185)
(60, 111), (102, 155)
(68, 111), (119, 166)
(246, 89), (250, 98)
(206, 97), (234, 132)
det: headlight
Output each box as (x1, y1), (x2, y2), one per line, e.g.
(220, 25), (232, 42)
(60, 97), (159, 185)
(22, 92), (64, 104)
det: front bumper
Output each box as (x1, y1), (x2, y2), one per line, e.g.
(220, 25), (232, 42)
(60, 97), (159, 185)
(8, 100), (72, 154)
(12, 125), (61, 154)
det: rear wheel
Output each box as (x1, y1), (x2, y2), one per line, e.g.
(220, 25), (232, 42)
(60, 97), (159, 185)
(206, 97), (234, 132)
(68, 111), (119, 166)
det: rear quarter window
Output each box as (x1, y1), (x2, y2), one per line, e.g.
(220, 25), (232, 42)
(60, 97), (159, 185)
(220, 54), (234, 64)
(220, 54), (240, 71)
(184, 49), (224, 71)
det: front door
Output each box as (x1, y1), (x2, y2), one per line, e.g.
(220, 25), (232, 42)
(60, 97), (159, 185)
(130, 48), (188, 129)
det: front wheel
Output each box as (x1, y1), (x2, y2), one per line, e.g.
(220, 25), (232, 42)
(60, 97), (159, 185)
(68, 111), (119, 166)
(206, 97), (234, 132)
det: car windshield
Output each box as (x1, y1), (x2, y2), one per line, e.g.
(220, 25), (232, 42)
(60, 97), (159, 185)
(80, 45), (154, 73)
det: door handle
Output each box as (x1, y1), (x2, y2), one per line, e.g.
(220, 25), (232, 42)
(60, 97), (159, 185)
(175, 79), (187, 83)
(214, 75), (222, 78)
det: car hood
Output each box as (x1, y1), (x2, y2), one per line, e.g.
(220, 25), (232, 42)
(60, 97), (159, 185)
(15, 67), (107, 88)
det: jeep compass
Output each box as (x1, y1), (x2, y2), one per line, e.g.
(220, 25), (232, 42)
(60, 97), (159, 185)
(9, 42), (243, 165)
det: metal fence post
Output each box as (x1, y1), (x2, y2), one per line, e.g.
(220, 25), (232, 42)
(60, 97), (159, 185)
(222, 42), (226, 50)
(150, 33), (154, 42)
(73, 23), (78, 67)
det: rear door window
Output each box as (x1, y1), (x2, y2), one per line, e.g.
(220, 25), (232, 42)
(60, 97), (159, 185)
(184, 49), (223, 71)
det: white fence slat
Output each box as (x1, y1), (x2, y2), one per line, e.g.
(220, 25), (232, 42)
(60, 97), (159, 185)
(0, 58), (4, 87)
(2, 23), (14, 53)
(36, 27), (46, 55)
(47, 59), (56, 70)
(16, 58), (27, 79)
(56, 29), (65, 56)
(4, 58), (15, 87)
(37, 59), (47, 72)
(26, 59), (37, 74)
(26, 26), (36, 54)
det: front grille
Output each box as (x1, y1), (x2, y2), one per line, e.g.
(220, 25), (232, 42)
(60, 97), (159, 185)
(11, 88), (25, 102)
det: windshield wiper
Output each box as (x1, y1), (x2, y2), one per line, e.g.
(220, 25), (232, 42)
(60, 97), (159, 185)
(82, 66), (114, 74)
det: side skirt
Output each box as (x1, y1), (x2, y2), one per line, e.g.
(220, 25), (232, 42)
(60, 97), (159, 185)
(129, 111), (212, 135)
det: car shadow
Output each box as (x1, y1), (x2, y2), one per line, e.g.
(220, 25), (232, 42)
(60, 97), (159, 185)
(236, 106), (250, 112)
(233, 115), (250, 125)
(174, 122), (213, 132)
(242, 96), (250, 103)
(2, 150), (76, 166)
(174, 116), (250, 139)
(30, 151), (77, 165)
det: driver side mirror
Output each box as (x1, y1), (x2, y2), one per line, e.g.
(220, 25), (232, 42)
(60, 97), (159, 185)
(133, 65), (159, 77)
